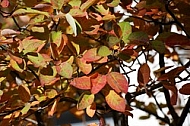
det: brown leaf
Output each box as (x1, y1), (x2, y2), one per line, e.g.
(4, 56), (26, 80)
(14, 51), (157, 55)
(137, 63), (150, 86)
(179, 83), (190, 95)
(18, 84), (31, 102)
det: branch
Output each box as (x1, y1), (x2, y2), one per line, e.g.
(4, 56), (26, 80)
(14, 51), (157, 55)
(165, 1), (190, 38)
(178, 97), (190, 125)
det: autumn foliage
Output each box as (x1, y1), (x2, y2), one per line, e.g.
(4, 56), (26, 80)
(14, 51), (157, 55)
(0, 0), (190, 126)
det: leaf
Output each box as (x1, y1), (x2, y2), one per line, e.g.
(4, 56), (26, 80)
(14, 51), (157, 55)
(105, 90), (126, 112)
(150, 40), (165, 54)
(10, 59), (24, 72)
(51, 0), (65, 10)
(21, 103), (31, 115)
(102, 14), (116, 20)
(80, 0), (96, 11)
(108, 36), (121, 48)
(39, 66), (59, 86)
(179, 83), (190, 95)
(106, 72), (128, 93)
(163, 81), (178, 105)
(118, 21), (132, 43)
(19, 37), (45, 54)
(56, 62), (73, 78)
(45, 89), (58, 99)
(1, 0), (9, 8)
(137, 63), (150, 86)
(18, 84), (31, 102)
(77, 92), (94, 110)
(27, 53), (47, 68)
(76, 57), (92, 75)
(128, 31), (149, 44)
(65, 13), (77, 36)
(70, 76), (91, 90)
(94, 5), (109, 15)
(51, 31), (62, 48)
(83, 48), (102, 62)
(1, 29), (20, 36)
(107, 0), (120, 7)
(97, 46), (112, 57)
(91, 73), (107, 94)
(12, 8), (50, 17)
(165, 33), (190, 47)
(48, 98), (59, 117)
(86, 102), (96, 117)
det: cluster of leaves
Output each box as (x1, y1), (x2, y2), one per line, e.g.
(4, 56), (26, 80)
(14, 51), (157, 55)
(0, 0), (190, 126)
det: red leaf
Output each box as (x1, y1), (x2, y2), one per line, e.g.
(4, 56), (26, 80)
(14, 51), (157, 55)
(105, 90), (126, 112)
(90, 73), (107, 94)
(179, 83), (190, 95)
(106, 72), (128, 93)
(70, 76), (91, 90)
(138, 63), (150, 86)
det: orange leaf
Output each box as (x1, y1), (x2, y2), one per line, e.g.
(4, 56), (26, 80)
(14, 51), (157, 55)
(70, 76), (91, 90)
(106, 72), (128, 93)
(76, 57), (92, 75)
(86, 102), (96, 117)
(48, 98), (59, 117)
(138, 63), (150, 86)
(83, 48), (102, 63)
(105, 90), (126, 112)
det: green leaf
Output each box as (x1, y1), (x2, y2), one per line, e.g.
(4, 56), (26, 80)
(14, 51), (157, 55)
(107, 0), (120, 7)
(150, 40), (165, 54)
(12, 8), (50, 17)
(21, 103), (31, 115)
(108, 36), (120, 48)
(27, 53), (47, 68)
(65, 13), (77, 36)
(51, 31), (62, 47)
(118, 21), (132, 43)
(97, 46), (112, 57)
(10, 59), (24, 72)
(105, 90), (126, 112)
(70, 76), (91, 90)
(128, 31), (149, 44)
(56, 62), (73, 78)
(69, 0), (81, 7)
(106, 72), (128, 93)
(77, 92), (94, 110)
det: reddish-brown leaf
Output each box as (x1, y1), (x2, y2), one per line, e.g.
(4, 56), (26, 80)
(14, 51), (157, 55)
(18, 84), (31, 102)
(90, 73), (107, 94)
(106, 72), (128, 93)
(163, 81), (178, 105)
(165, 33), (190, 47)
(179, 83), (190, 95)
(138, 63), (150, 86)
(105, 90), (126, 112)
(70, 76), (91, 90)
